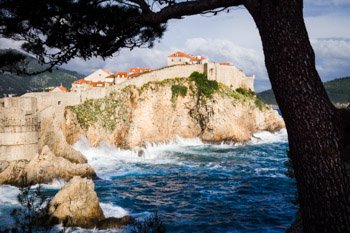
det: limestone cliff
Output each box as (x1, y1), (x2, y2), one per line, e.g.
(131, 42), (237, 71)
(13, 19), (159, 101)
(65, 74), (284, 149)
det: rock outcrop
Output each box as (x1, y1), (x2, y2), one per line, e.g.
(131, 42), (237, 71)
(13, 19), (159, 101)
(0, 146), (95, 186)
(49, 176), (104, 228)
(65, 77), (284, 149)
(39, 107), (88, 164)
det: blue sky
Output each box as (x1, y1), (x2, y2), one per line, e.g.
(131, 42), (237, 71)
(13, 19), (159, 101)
(1, 0), (349, 91)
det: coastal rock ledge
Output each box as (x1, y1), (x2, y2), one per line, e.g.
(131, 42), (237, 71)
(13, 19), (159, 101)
(65, 77), (285, 149)
(0, 146), (95, 186)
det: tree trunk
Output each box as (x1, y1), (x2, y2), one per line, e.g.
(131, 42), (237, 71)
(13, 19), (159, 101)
(245, 0), (350, 232)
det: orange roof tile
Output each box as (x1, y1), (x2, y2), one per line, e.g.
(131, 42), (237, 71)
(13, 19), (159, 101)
(168, 51), (194, 59)
(58, 85), (69, 92)
(129, 67), (152, 74)
(73, 79), (90, 85)
(190, 56), (206, 61)
(115, 72), (129, 78)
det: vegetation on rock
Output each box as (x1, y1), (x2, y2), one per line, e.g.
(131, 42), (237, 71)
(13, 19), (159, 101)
(218, 83), (269, 110)
(189, 72), (219, 98)
(68, 93), (128, 132)
(171, 84), (187, 106)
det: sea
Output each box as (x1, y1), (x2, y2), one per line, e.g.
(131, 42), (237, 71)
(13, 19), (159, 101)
(0, 129), (297, 232)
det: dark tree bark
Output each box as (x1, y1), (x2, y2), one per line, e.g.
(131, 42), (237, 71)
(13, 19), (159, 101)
(244, 0), (350, 232)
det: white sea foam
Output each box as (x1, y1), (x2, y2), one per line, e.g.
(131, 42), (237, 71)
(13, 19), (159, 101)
(73, 136), (205, 179)
(0, 185), (20, 206)
(29, 179), (66, 190)
(100, 203), (129, 218)
(0, 185), (21, 226)
(74, 130), (287, 179)
(250, 128), (288, 144)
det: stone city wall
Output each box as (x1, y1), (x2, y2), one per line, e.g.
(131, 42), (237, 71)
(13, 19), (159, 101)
(206, 63), (254, 91)
(0, 97), (39, 161)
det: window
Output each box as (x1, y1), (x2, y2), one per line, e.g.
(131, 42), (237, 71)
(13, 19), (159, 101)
(58, 101), (61, 105)
(209, 68), (214, 76)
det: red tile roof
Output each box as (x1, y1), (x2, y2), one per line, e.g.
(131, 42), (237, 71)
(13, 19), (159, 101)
(129, 67), (152, 74)
(168, 51), (194, 59)
(73, 79), (90, 85)
(58, 85), (69, 92)
(190, 56), (206, 62)
(115, 72), (128, 78)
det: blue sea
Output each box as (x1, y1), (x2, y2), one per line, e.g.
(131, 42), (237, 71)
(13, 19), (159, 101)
(0, 129), (297, 232)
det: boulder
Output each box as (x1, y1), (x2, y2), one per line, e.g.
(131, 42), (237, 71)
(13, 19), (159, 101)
(49, 176), (105, 228)
(24, 146), (95, 184)
(0, 146), (95, 186)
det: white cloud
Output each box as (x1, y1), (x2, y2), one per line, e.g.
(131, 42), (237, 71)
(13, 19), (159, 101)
(305, 0), (350, 5)
(311, 38), (350, 80)
(183, 37), (268, 87)
(62, 47), (168, 75)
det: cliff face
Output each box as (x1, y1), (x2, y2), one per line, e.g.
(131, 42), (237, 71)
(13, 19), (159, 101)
(65, 75), (284, 149)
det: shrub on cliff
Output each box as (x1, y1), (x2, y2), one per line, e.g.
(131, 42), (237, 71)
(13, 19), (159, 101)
(171, 84), (187, 105)
(236, 87), (255, 97)
(189, 72), (218, 98)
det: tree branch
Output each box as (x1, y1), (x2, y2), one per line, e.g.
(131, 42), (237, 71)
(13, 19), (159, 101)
(128, 0), (152, 13)
(122, 0), (244, 26)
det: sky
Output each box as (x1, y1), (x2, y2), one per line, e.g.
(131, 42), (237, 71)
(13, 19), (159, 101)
(1, 0), (350, 92)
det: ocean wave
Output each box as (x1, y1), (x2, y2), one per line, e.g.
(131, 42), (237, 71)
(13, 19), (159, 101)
(29, 179), (66, 190)
(0, 185), (20, 206)
(73, 129), (288, 179)
(250, 128), (288, 145)
(100, 203), (129, 218)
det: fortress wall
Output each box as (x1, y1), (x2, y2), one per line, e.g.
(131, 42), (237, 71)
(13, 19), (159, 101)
(0, 97), (39, 161)
(206, 63), (255, 91)
(23, 92), (82, 112)
(114, 64), (206, 89)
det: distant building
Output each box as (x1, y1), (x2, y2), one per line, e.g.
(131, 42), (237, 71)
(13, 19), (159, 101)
(167, 51), (208, 66)
(129, 67), (152, 78)
(50, 84), (69, 93)
(84, 69), (114, 82)
(71, 79), (91, 92)
(115, 72), (129, 84)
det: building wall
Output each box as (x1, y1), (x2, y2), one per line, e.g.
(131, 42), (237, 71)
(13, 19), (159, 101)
(85, 69), (113, 82)
(167, 57), (191, 66)
(0, 97), (39, 161)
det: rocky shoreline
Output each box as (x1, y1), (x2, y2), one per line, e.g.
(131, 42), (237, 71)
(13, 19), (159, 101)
(0, 76), (285, 230)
